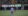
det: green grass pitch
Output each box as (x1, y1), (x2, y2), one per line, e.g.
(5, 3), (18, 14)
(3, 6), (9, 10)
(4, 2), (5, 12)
(0, 10), (28, 16)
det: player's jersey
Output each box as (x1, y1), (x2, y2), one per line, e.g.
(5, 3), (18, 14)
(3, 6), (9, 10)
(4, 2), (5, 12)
(22, 6), (24, 9)
(17, 6), (18, 9)
(4, 7), (6, 10)
(14, 7), (16, 10)
(11, 8), (14, 12)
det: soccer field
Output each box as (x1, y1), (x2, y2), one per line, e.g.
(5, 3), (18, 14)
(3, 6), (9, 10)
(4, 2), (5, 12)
(0, 10), (28, 16)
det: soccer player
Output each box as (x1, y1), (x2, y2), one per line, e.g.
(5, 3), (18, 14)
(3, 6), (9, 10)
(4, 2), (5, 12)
(4, 5), (6, 13)
(11, 6), (14, 16)
(22, 5), (25, 12)
(16, 6), (18, 11)
(14, 6), (16, 12)
(21, 7), (22, 10)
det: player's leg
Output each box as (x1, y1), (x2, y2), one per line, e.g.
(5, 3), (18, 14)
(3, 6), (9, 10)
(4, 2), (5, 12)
(22, 9), (23, 12)
(4, 10), (5, 13)
(12, 12), (13, 15)
(14, 10), (16, 12)
(4, 9), (5, 13)
(11, 12), (13, 16)
(4, 10), (6, 13)
(15, 10), (16, 12)
(17, 8), (18, 11)
(22, 8), (24, 12)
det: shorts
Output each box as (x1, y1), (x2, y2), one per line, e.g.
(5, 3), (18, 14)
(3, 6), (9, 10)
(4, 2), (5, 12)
(17, 8), (18, 9)
(4, 9), (6, 10)
(22, 8), (24, 9)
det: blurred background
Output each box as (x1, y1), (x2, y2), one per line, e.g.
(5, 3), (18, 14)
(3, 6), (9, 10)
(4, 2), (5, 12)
(0, 4), (28, 10)
(0, 0), (28, 16)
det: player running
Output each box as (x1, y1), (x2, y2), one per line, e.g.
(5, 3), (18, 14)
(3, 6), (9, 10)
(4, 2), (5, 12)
(21, 7), (22, 10)
(11, 6), (14, 16)
(4, 5), (6, 13)
(14, 6), (16, 12)
(22, 5), (25, 12)
(16, 6), (18, 11)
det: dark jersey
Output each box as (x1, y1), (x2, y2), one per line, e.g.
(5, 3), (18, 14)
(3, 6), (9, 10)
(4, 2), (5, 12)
(14, 7), (16, 10)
